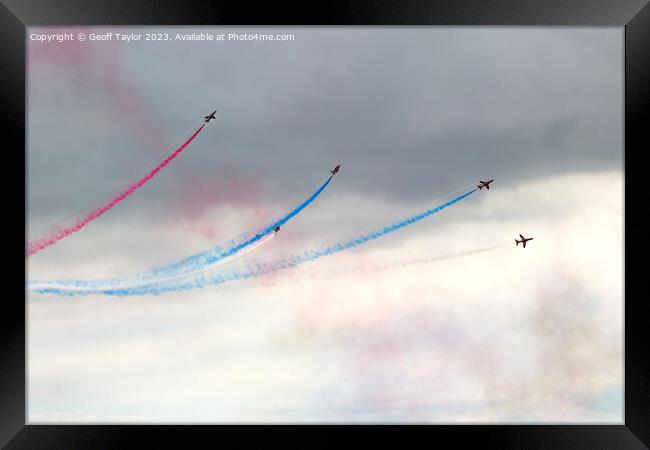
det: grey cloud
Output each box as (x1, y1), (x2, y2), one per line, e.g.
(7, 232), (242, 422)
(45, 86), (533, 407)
(28, 27), (622, 230)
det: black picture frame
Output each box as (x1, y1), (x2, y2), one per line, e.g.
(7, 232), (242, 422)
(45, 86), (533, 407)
(5, 0), (648, 447)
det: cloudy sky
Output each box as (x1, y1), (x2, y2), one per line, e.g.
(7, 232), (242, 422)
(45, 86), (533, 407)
(27, 27), (623, 423)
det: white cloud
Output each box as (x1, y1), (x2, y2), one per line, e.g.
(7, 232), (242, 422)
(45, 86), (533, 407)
(28, 171), (623, 422)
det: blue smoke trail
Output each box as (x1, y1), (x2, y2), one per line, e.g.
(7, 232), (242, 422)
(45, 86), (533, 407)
(30, 188), (477, 297)
(29, 175), (333, 291)
(138, 174), (334, 277)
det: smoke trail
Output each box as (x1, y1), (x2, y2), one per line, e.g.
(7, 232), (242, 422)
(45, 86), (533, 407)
(382, 244), (505, 271)
(27, 123), (207, 257)
(30, 188), (476, 297)
(29, 175), (334, 292)
(42, 118), (206, 238)
(30, 233), (279, 296)
(316, 245), (509, 282)
(139, 175), (334, 279)
(29, 28), (168, 151)
(303, 245), (507, 279)
(172, 231), (277, 282)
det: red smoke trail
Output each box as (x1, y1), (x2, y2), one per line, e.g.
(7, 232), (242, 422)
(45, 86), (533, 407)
(29, 28), (167, 151)
(27, 123), (206, 257)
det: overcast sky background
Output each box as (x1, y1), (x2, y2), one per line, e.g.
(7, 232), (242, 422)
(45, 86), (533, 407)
(27, 27), (623, 423)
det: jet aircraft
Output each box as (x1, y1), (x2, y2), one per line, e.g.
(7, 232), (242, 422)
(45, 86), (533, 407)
(515, 234), (534, 248)
(477, 179), (494, 190)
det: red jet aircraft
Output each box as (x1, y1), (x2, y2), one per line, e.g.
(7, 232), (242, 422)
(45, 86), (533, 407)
(515, 234), (534, 248)
(477, 179), (494, 190)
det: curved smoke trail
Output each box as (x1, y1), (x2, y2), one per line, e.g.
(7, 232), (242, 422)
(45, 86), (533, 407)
(136, 175), (334, 280)
(27, 123), (207, 257)
(30, 187), (477, 297)
(157, 231), (278, 283)
(29, 175), (334, 292)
